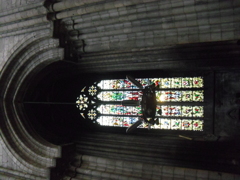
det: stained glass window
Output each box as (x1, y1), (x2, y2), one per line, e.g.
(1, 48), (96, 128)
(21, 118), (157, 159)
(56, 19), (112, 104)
(76, 77), (204, 131)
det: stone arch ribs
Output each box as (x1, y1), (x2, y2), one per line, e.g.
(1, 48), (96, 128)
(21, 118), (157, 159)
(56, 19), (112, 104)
(0, 29), (64, 179)
(44, 0), (240, 70)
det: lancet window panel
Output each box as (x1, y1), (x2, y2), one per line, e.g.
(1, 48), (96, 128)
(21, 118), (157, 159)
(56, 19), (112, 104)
(76, 76), (204, 131)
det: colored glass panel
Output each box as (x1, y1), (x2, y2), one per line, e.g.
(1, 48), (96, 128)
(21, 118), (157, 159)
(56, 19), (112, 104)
(182, 120), (193, 130)
(182, 91), (193, 101)
(88, 85), (97, 96)
(156, 90), (204, 102)
(96, 116), (140, 127)
(192, 120), (203, 131)
(96, 116), (203, 131)
(156, 91), (182, 102)
(97, 79), (138, 89)
(97, 91), (143, 101)
(193, 90), (204, 102)
(193, 106), (204, 117)
(182, 77), (193, 88)
(97, 105), (142, 115)
(149, 78), (161, 86)
(161, 78), (171, 88)
(97, 77), (204, 90)
(193, 77), (204, 88)
(87, 109), (97, 120)
(160, 106), (182, 116)
(171, 119), (182, 130)
(171, 78), (182, 88)
(160, 119), (171, 129)
(182, 106), (193, 117)
(157, 106), (204, 117)
(78, 76), (205, 131)
(136, 78), (149, 88)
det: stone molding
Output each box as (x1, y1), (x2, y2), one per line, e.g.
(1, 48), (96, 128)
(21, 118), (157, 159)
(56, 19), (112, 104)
(0, 27), (64, 179)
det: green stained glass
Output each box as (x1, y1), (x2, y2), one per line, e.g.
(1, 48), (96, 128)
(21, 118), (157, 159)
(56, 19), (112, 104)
(78, 76), (205, 131)
(97, 91), (126, 101)
(97, 77), (204, 90)
(193, 106), (204, 117)
(171, 119), (182, 130)
(193, 90), (204, 102)
(171, 78), (182, 88)
(96, 116), (203, 131)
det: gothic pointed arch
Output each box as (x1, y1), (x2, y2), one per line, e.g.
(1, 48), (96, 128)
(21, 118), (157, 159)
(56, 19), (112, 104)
(0, 30), (64, 179)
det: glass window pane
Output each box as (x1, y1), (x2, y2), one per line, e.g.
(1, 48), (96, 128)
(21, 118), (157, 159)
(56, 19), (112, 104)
(182, 120), (193, 130)
(159, 105), (182, 116)
(193, 90), (204, 102)
(171, 78), (182, 88)
(97, 105), (142, 115)
(193, 77), (204, 88)
(182, 91), (193, 101)
(182, 77), (193, 88)
(156, 91), (182, 102)
(193, 120), (203, 131)
(98, 91), (144, 101)
(193, 106), (204, 117)
(171, 119), (182, 130)
(161, 78), (171, 88)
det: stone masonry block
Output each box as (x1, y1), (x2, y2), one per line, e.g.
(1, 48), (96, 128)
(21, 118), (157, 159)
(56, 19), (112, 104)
(197, 170), (209, 178)
(211, 32), (221, 41)
(221, 16), (233, 23)
(221, 31), (234, 40)
(199, 33), (211, 42)
(162, 166), (174, 175)
(172, 7), (184, 15)
(209, 17), (221, 25)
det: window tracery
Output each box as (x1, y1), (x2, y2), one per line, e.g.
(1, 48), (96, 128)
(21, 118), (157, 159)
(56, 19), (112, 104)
(76, 77), (204, 131)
